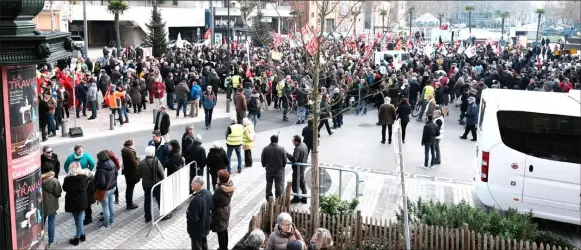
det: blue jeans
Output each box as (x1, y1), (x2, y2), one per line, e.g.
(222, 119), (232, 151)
(176, 98), (188, 117)
(111, 108), (124, 125)
(71, 211), (85, 238)
(48, 114), (56, 133)
(44, 213), (56, 243)
(357, 99), (367, 114)
(297, 106), (307, 122)
(424, 144), (436, 167)
(90, 100), (97, 118)
(226, 146), (242, 172)
(76, 98), (87, 116)
(122, 105), (129, 121)
(248, 112), (259, 128)
(101, 187), (116, 226)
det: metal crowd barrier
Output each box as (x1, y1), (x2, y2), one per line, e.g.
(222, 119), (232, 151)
(287, 162), (363, 200)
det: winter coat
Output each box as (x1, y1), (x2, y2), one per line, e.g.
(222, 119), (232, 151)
(185, 141), (207, 177)
(421, 121), (440, 145)
(41, 153), (61, 177)
(465, 103), (479, 125)
(87, 83), (98, 102)
(266, 225), (305, 250)
(175, 82), (191, 99)
(94, 159), (118, 191)
(206, 147), (228, 175)
(211, 181), (234, 232)
(182, 133), (195, 157)
(129, 84), (142, 105)
(201, 91), (217, 110)
(234, 93), (247, 111)
(139, 156), (165, 188)
(396, 104), (411, 123)
(378, 103), (396, 125)
(38, 97), (49, 126)
(301, 125), (319, 150)
(152, 80), (165, 99)
(154, 111), (171, 136)
(41, 171), (62, 216)
(121, 147), (141, 184)
(261, 143), (287, 176)
(62, 170), (90, 213)
(187, 189), (213, 239)
(47, 97), (57, 115)
(75, 84), (87, 100)
(190, 84), (202, 101)
(148, 139), (170, 164)
(164, 150), (184, 177)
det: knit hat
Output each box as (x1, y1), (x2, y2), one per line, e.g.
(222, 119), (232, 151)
(286, 240), (303, 250)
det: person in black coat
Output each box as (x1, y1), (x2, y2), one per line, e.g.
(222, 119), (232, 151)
(154, 106), (171, 140)
(206, 143), (228, 191)
(396, 98), (412, 143)
(38, 94), (49, 141)
(41, 146), (61, 177)
(62, 162), (90, 246)
(211, 170), (234, 250)
(301, 119), (319, 155)
(164, 140), (183, 176)
(185, 135), (207, 185)
(75, 82), (88, 118)
(187, 176), (213, 250)
(94, 150), (118, 229)
(420, 115), (440, 169)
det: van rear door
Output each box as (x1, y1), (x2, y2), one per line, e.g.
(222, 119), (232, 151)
(499, 111), (581, 211)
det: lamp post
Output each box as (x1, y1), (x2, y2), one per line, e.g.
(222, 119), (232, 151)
(226, 0), (231, 113)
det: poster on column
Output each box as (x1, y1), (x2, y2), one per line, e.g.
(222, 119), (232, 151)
(2, 65), (44, 250)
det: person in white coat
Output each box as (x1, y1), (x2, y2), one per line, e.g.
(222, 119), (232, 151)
(433, 109), (444, 165)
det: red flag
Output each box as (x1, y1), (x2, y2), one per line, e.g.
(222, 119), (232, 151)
(203, 29), (211, 40)
(245, 66), (252, 78)
(537, 57), (541, 70)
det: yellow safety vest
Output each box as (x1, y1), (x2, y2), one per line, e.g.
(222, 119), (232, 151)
(242, 125), (255, 146)
(277, 82), (284, 97)
(232, 75), (241, 89)
(423, 85), (434, 100)
(226, 124), (244, 146)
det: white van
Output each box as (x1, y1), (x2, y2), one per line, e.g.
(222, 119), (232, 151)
(475, 89), (581, 225)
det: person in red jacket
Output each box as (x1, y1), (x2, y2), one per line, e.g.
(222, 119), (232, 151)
(152, 77), (165, 109)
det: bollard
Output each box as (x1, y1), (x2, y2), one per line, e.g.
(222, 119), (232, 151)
(153, 108), (158, 124)
(109, 114), (114, 130)
(226, 99), (231, 113)
(61, 120), (67, 137)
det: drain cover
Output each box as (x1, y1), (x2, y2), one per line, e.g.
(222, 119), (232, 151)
(357, 123), (375, 127)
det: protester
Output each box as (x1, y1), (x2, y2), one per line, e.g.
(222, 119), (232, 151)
(242, 118), (256, 168)
(460, 96), (479, 141)
(261, 135), (287, 200)
(286, 135), (309, 204)
(206, 142), (228, 191)
(378, 96), (396, 144)
(201, 86), (217, 129)
(164, 139), (184, 176)
(308, 228), (333, 250)
(266, 212), (305, 250)
(211, 170), (234, 250)
(225, 116), (244, 173)
(41, 162), (62, 248)
(420, 115), (440, 169)
(187, 176), (213, 250)
(121, 140), (140, 210)
(154, 105), (171, 141)
(62, 162), (90, 246)
(148, 130), (170, 164)
(182, 125), (195, 156)
(139, 146), (171, 222)
(433, 109), (445, 165)
(64, 145), (96, 173)
(395, 98), (411, 143)
(41, 146), (61, 177)
(94, 150), (118, 229)
(185, 134), (207, 181)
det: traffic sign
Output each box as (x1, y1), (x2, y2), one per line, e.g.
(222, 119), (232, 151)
(305, 168), (332, 194)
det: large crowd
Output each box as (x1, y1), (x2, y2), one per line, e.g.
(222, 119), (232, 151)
(36, 29), (581, 250)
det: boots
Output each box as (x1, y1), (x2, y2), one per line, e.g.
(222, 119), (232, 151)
(83, 217), (92, 225)
(80, 234), (86, 242)
(69, 238), (80, 246)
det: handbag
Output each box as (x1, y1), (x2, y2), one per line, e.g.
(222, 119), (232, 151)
(94, 172), (113, 201)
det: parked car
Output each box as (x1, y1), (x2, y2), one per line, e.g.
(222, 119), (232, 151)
(70, 35), (85, 49)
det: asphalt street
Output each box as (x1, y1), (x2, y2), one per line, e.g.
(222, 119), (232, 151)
(47, 108), (296, 175)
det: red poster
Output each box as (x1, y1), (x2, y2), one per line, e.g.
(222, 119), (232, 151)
(2, 65), (44, 250)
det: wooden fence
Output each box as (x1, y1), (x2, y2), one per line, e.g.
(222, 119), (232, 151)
(248, 182), (573, 250)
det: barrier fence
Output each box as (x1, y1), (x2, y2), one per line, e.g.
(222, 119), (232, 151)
(145, 161), (198, 238)
(288, 162), (363, 200)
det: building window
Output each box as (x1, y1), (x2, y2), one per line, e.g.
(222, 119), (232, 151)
(325, 19), (335, 33)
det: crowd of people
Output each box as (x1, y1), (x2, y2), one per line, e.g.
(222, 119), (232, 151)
(36, 27), (581, 249)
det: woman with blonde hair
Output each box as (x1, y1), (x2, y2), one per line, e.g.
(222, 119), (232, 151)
(62, 161), (91, 246)
(308, 228), (333, 250)
(242, 118), (256, 168)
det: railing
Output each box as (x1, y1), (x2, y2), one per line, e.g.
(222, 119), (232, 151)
(287, 162), (363, 200)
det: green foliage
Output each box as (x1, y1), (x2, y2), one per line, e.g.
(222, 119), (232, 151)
(396, 198), (574, 248)
(251, 11), (272, 47)
(107, 0), (129, 15)
(530, 231), (575, 249)
(145, 4), (167, 57)
(319, 194), (359, 217)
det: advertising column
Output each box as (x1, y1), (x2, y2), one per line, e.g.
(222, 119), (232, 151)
(1, 65), (44, 250)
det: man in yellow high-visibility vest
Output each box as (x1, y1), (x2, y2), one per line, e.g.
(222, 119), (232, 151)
(225, 116), (243, 173)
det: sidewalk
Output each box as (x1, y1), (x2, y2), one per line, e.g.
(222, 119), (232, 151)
(43, 93), (231, 146)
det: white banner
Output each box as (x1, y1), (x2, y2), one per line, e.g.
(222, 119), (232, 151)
(143, 47), (153, 58)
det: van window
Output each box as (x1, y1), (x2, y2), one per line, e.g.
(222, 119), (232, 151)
(497, 111), (581, 164)
(478, 100), (486, 130)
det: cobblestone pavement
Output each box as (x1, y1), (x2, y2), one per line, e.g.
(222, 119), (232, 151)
(48, 163), (474, 249)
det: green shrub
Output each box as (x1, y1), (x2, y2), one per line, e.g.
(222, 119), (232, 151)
(395, 198), (574, 248)
(530, 231), (575, 249)
(319, 194), (359, 217)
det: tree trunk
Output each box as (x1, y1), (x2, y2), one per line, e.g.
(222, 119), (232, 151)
(50, 1), (55, 31)
(536, 14), (541, 41)
(115, 13), (121, 54)
(468, 12), (472, 34)
(501, 18), (505, 41)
